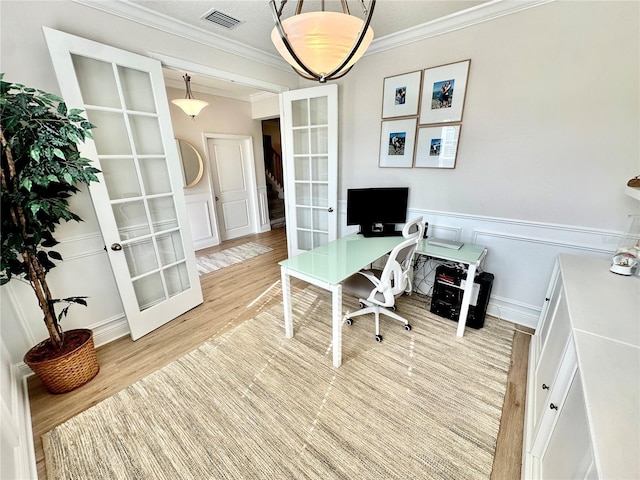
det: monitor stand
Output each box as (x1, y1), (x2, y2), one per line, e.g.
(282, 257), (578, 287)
(359, 223), (402, 238)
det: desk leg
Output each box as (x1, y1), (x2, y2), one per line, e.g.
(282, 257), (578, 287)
(281, 267), (293, 338)
(330, 283), (343, 368)
(457, 263), (477, 337)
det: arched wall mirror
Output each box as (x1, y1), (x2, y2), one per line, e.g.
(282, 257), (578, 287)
(176, 139), (204, 188)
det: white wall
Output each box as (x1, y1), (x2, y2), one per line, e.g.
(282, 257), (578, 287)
(338, 1), (638, 231)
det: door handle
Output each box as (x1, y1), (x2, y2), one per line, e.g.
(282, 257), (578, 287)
(328, 207), (334, 213)
(215, 196), (219, 201)
(111, 243), (123, 251)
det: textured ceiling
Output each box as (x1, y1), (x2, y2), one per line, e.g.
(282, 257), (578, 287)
(131, 0), (486, 56)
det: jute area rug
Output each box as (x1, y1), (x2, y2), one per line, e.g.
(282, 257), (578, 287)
(43, 285), (515, 480)
(196, 242), (272, 276)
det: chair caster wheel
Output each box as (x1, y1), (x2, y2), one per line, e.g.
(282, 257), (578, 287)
(375, 334), (383, 342)
(359, 302), (366, 308)
(391, 305), (397, 311)
(346, 318), (353, 326)
(404, 324), (412, 331)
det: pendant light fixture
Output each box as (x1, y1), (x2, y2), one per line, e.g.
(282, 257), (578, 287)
(171, 73), (209, 118)
(270, 0), (376, 83)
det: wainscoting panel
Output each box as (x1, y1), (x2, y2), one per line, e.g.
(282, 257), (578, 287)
(257, 186), (271, 232)
(185, 192), (219, 251)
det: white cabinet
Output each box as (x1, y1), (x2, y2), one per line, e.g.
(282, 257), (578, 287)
(523, 254), (640, 480)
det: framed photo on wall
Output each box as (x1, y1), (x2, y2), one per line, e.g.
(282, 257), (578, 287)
(381, 70), (422, 118)
(414, 124), (461, 168)
(379, 118), (417, 168)
(419, 60), (470, 125)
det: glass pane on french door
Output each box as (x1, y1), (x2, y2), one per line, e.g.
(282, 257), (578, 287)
(285, 84), (337, 254)
(72, 55), (189, 311)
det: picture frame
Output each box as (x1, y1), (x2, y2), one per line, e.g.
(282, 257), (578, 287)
(379, 118), (417, 168)
(381, 70), (422, 118)
(419, 60), (470, 125)
(414, 124), (461, 169)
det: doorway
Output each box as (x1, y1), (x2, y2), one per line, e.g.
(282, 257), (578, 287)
(261, 118), (285, 228)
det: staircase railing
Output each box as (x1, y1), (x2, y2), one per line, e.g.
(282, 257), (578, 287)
(265, 148), (284, 192)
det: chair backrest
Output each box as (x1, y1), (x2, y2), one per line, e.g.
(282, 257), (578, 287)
(374, 217), (424, 306)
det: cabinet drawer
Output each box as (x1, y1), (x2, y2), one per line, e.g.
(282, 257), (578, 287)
(533, 289), (571, 433)
(536, 365), (596, 479)
(536, 262), (562, 357)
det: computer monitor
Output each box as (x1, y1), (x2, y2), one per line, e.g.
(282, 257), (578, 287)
(347, 187), (409, 237)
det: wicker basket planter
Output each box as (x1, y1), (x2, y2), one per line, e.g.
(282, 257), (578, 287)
(24, 329), (99, 394)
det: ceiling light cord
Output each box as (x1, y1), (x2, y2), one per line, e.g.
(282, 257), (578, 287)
(183, 74), (195, 100)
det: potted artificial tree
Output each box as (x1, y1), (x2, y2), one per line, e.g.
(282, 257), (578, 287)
(1, 74), (101, 393)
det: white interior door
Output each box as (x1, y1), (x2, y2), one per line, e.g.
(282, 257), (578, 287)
(281, 84), (338, 257)
(206, 135), (257, 241)
(44, 27), (203, 340)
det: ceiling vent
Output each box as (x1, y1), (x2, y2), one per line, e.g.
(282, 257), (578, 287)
(203, 10), (243, 29)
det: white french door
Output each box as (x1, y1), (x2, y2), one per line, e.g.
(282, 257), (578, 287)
(44, 27), (203, 340)
(281, 84), (338, 257)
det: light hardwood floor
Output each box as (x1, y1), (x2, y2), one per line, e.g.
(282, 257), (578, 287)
(28, 227), (531, 479)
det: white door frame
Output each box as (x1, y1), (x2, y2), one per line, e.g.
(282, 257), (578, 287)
(149, 53), (289, 95)
(152, 54), (289, 243)
(202, 133), (269, 240)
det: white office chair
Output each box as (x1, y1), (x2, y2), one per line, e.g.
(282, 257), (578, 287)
(343, 217), (425, 342)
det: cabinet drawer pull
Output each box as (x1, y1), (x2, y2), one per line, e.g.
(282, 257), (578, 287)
(542, 384), (549, 390)
(550, 403), (558, 410)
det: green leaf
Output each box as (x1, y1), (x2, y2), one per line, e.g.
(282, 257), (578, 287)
(29, 147), (40, 162)
(21, 178), (33, 191)
(52, 148), (65, 160)
(29, 203), (41, 215)
(48, 251), (63, 261)
(63, 173), (73, 184)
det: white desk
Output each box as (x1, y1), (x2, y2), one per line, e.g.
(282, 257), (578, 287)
(279, 234), (405, 367)
(279, 233), (489, 367)
(416, 239), (488, 336)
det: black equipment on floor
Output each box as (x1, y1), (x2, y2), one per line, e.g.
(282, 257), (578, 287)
(430, 264), (494, 329)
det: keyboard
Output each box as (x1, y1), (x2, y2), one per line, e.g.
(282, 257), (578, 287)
(427, 238), (464, 250)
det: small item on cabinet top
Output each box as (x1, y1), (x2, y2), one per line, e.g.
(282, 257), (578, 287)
(610, 214), (640, 276)
(610, 251), (638, 275)
(627, 176), (640, 187)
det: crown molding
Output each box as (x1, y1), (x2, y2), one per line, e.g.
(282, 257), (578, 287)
(149, 53), (289, 94)
(72, 0), (290, 71)
(73, 0), (553, 69)
(367, 0), (554, 56)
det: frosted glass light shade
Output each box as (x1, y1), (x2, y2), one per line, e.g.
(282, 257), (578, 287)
(171, 98), (209, 118)
(271, 11), (374, 79)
